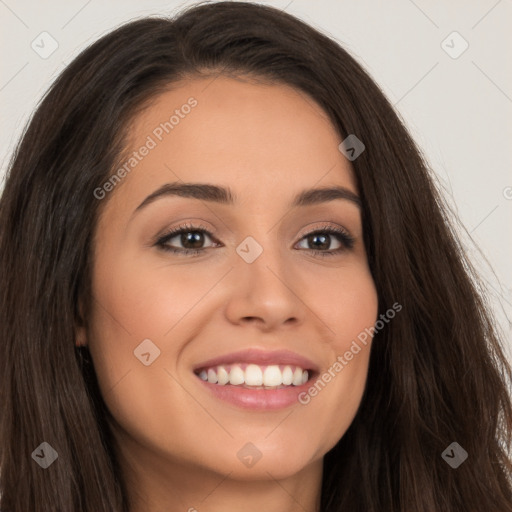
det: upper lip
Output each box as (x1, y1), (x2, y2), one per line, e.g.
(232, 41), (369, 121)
(193, 348), (319, 373)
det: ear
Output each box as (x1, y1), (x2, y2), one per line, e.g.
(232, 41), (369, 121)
(75, 296), (88, 348)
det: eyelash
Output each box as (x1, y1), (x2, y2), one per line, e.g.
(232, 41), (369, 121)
(154, 222), (355, 258)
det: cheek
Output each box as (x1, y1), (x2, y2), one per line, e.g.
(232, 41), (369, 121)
(89, 248), (223, 347)
(296, 266), (378, 453)
(85, 249), (226, 403)
(312, 263), (378, 342)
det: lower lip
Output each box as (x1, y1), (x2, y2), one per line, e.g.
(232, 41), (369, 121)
(194, 375), (315, 410)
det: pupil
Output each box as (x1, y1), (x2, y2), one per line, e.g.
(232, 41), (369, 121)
(182, 231), (203, 248)
(310, 234), (329, 250)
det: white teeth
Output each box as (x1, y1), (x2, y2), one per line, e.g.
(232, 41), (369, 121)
(292, 367), (303, 386)
(263, 365), (282, 386)
(217, 365), (229, 385)
(229, 365), (245, 385)
(197, 363), (311, 387)
(245, 364), (263, 386)
(282, 366), (293, 385)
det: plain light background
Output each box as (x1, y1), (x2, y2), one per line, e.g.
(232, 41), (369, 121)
(1, 0), (511, 358)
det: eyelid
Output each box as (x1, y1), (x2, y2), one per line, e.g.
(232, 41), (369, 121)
(151, 220), (218, 245)
(296, 222), (350, 238)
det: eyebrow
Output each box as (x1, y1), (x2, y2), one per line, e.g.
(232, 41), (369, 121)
(133, 181), (361, 215)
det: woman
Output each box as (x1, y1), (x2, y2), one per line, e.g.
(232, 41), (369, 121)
(1, 2), (511, 511)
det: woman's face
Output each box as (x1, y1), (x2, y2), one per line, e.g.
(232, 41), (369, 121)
(81, 75), (378, 483)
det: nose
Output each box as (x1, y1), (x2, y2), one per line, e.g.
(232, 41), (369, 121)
(223, 245), (305, 332)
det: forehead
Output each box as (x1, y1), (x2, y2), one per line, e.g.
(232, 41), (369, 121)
(103, 75), (357, 217)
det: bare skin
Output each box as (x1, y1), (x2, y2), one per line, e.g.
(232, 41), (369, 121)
(76, 75), (378, 512)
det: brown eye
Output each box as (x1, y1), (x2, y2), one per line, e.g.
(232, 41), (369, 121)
(155, 223), (218, 255)
(295, 226), (355, 257)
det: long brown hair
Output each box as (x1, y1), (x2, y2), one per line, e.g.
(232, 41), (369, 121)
(1, 2), (511, 510)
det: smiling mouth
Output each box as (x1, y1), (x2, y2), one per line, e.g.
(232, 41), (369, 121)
(193, 363), (315, 390)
